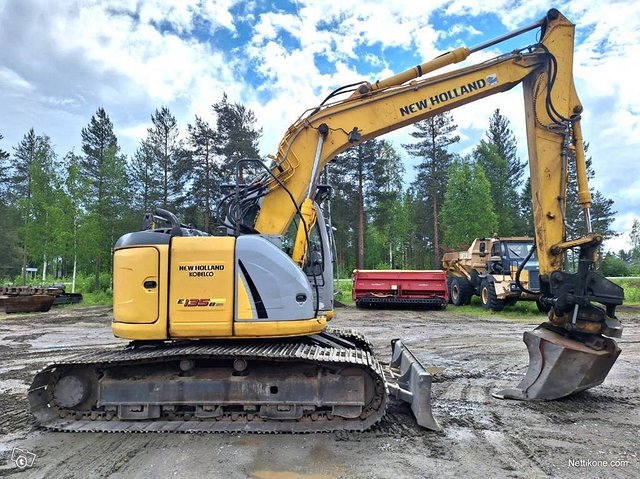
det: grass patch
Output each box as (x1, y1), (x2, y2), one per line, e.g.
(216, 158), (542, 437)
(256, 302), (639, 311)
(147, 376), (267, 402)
(450, 297), (545, 320)
(334, 279), (355, 306)
(82, 291), (113, 306)
(609, 278), (640, 304)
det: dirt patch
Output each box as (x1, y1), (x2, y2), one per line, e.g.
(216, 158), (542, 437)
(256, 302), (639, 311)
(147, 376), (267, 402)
(0, 305), (638, 478)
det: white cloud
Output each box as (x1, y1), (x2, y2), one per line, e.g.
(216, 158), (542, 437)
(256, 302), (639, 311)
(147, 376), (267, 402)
(0, 0), (638, 239)
(0, 66), (33, 91)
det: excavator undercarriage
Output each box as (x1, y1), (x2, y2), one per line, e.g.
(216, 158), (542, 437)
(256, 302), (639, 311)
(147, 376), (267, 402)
(29, 328), (439, 433)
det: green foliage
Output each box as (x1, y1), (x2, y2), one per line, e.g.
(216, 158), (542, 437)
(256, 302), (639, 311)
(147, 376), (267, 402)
(146, 106), (186, 209)
(128, 140), (162, 214)
(440, 158), (498, 249)
(565, 144), (616, 239)
(610, 278), (640, 304)
(473, 140), (521, 235)
(185, 116), (220, 231)
(81, 107), (130, 290)
(213, 93), (262, 183)
(599, 253), (630, 277)
(82, 290), (113, 305)
(486, 108), (525, 189)
(404, 113), (460, 265)
(334, 279), (354, 306)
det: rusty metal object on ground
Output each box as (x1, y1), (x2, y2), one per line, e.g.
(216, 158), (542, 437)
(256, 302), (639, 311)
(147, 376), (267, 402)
(3, 294), (55, 313)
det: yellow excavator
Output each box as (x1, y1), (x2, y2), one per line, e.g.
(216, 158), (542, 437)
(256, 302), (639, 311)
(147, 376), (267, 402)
(29, 9), (624, 433)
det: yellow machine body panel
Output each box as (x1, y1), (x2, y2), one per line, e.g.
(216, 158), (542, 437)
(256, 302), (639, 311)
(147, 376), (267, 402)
(113, 246), (161, 324)
(234, 317), (327, 337)
(168, 236), (235, 338)
(112, 244), (170, 340)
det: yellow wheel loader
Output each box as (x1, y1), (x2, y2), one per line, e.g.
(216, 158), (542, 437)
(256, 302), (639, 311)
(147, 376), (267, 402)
(443, 237), (552, 313)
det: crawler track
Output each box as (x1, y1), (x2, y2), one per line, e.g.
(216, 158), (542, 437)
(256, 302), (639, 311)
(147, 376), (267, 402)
(28, 328), (387, 433)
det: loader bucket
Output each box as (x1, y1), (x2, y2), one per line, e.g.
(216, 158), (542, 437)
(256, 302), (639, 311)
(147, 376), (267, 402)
(387, 339), (440, 431)
(493, 323), (621, 400)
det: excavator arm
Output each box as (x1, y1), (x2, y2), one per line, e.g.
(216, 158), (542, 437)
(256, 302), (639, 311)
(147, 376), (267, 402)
(226, 9), (624, 400)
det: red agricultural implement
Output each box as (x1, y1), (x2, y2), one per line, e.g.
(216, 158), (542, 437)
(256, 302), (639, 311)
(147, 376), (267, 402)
(352, 270), (449, 309)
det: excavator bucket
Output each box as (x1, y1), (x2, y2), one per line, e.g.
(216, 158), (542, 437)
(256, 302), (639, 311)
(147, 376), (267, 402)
(387, 339), (440, 431)
(493, 323), (621, 400)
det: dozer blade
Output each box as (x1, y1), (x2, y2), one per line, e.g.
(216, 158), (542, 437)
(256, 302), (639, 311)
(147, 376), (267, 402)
(493, 323), (621, 400)
(386, 339), (440, 431)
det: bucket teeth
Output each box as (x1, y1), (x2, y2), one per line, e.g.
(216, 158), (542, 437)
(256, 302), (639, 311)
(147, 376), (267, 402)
(493, 323), (621, 401)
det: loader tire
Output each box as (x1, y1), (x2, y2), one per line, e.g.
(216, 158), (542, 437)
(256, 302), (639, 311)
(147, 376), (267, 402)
(480, 280), (505, 312)
(450, 277), (473, 306)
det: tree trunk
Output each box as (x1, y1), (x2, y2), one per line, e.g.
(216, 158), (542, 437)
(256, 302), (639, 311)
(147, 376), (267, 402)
(432, 191), (439, 268)
(95, 254), (101, 291)
(204, 144), (210, 232)
(21, 238), (27, 286)
(72, 216), (77, 293)
(357, 146), (365, 269)
(42, 253), (47, 283)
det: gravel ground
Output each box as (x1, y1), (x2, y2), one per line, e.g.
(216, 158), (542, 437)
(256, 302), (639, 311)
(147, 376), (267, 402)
(0, 304), (638, 478)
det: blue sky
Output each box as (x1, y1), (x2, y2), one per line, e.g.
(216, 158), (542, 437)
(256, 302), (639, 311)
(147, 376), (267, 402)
(1, 0), (639, 251)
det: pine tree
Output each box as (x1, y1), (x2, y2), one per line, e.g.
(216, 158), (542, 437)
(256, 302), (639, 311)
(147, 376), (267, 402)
(565, 143), (616, 239)
(212, 94), (262, 182)
(485, 110), (527, 234)
(146, 107), (185, 209)
(325, 158), (358, 274)
(330, 140), (378, 268)
(186, 116), (219, 231)
(10, 129), (58, 284)
(366, 140), (405, 267)
(486, 109), (525, 188)
(81, 108), (128, 290)
(473, 140), (518, 234)
(128, 139), (162, 214)
(404, 113), (459, 266)
(440, 158), (498, 249)
(520, 177), (533, 235)
(0, 133), (10, 200)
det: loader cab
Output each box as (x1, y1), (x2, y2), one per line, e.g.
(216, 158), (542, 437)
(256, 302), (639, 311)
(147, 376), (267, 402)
(500, 240), (537, 272)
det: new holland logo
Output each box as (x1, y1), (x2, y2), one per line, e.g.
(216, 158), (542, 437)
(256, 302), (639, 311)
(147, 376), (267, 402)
(399, 74), (498, 117)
